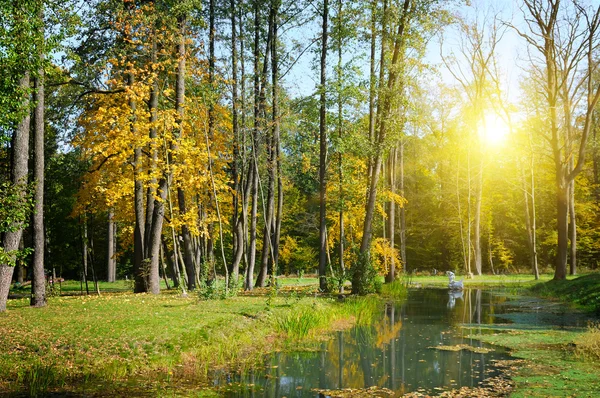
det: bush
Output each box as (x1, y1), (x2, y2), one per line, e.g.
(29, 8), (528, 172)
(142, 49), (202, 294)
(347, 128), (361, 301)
(350, 251), (378, 295)
(575, 322), (600, 361)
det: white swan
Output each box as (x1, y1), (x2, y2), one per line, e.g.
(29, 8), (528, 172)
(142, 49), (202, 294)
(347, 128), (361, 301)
(446, 271), (464, 290)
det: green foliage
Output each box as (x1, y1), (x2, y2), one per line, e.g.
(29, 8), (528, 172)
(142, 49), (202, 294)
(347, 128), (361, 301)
(351, 251), (378, 295)
(0, 181), (34, 234)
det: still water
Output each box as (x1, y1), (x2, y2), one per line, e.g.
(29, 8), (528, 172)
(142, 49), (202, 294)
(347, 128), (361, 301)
(214, 289), (517, 397)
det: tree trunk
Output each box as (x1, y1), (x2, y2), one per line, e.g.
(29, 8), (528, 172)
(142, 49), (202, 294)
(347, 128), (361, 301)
(272, 2), (283, 275)
(385, 147), (396, 283)
(107, 209), (116, 282)
(337, 0), (345, 287)
(555, 176), (569, 280)
(31, 58), (46, 307)
(82, 215), (89, 295)
(230, 0), (242, 285)
(246, 0), (261, 291)
(399, 140), (406, 272)
(523, 161), (539, 280)
(0, 72), (31, 312)
(174, 16), (196, 290)
(318, 0), (329, 291)
(568, 177), (577, 275)
(473, 158), (483, 275)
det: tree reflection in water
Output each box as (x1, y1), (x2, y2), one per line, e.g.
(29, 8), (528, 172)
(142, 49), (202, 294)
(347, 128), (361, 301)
(217, 289), (513, 397)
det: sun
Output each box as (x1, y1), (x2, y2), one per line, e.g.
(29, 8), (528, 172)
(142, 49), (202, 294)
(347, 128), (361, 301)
(479, 111), (510, 146)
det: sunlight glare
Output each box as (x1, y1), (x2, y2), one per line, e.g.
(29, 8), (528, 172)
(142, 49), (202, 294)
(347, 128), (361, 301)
(480, 112), (510, 146)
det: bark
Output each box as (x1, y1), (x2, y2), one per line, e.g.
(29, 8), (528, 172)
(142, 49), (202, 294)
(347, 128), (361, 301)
(81, 216), (89, 295)
(523, 160), (539, 280)
(385, 147), (396, 283)
(568, 173), (577, 275)
(206, 0), (217, 271)
(131, 73), (146, 293)
(399, 141), (406, 272)
(272, 2), (283, 275)
(318, 0), (329, 291)
(337, 0), (345, 285)
(144, 35), (162, 295)
(107, 209), (116, 282)
(0, 73), (31, 313)
(31, 62), (46, 307)
(174, 16), (196, 290)
(367, 0), (376, 191)
(163, 239), (179, 288)
(230, 0), (242, 284)
(144, 30), (159, 261)
(473, 158), (483, 275)
(246, 0), (261, 291)
(256, 2), (278, 288)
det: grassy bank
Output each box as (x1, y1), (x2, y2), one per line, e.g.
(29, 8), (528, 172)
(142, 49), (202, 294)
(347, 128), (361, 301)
(407, 273), (572, 289)
(530, 273), (600, 313)
(0, 285), (381, 397)
(462, 273), (600, 397)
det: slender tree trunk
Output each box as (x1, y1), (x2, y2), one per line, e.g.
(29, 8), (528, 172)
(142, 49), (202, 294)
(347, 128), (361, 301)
(174, 16), (196, 290)
(88, 214), (100, 296)
(367, 0), (376, 195)
(163, 239), (179, 287)
(206, 0), (217, 271)
(0, 73), (31, 312)
(568, 175), (577, 275)
(337, 0), (345, 287)
(473, 158), (483, 275)
(129, 71), (147, 293)
(257, 2), (278, 287)
(31, 55), (46, 307)
(523, 161), (539, 280)
(385, 147), (396, 283)
(144, 29), (160, 294)
(272, 2), (283, 275)
(246, 0), (261, 290)
(82, 215), (89, 295)
(230, 0), (242, 285)
(399, 140), (406, 272)
(107, 209), (116, 282)
(318, 0), (329, 291)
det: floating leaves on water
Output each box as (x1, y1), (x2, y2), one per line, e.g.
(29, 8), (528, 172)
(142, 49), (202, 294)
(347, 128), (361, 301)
(314, 386), (395, 397)
(428, 344), (494, 354)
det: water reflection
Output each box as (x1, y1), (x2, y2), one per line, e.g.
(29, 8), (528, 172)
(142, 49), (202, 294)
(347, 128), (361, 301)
(215, 289), (514, 397)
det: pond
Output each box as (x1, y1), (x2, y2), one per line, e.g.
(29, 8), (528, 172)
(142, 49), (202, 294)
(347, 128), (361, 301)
(213, 288), (527, 397)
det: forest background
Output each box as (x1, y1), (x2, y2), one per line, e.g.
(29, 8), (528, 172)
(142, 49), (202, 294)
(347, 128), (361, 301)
(1, 0), (600, 311)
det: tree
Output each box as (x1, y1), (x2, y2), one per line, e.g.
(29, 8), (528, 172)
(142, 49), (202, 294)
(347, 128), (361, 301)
(517, 0), (600, 280)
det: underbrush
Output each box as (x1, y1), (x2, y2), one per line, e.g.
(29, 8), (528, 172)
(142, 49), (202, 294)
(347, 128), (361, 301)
(575, 322), (600, 361)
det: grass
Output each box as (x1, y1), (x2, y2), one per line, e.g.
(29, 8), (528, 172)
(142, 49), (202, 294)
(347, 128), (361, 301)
(0, 283), (382, 397)
(467, 326), (600, 397)
(406, 272), (575, 289)
(530, 273), (600, 313)
(459, 273), (600, 397)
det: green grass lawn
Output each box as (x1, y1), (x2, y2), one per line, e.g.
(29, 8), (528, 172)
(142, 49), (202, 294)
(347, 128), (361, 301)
(4, 272), (599, 397)
(0, 285), (374, 397)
